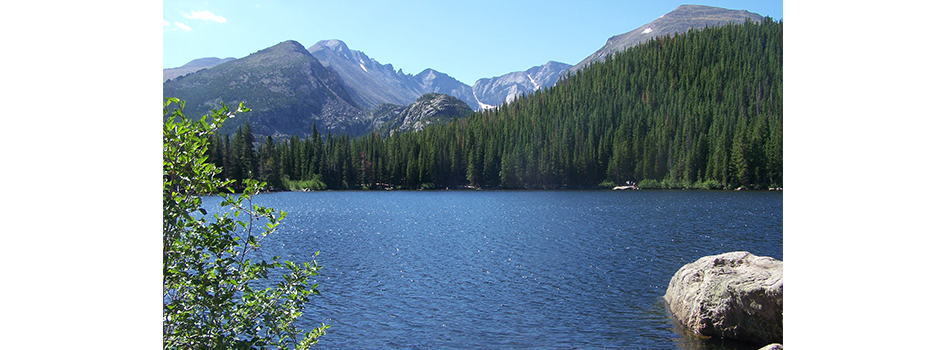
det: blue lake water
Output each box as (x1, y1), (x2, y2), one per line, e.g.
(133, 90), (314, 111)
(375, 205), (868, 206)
(206, 190), (782, 349)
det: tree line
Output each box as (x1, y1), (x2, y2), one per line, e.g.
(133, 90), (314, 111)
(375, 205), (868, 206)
(205, 18), (782, 191)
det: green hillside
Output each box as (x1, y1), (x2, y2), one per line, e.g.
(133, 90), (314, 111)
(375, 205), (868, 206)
(205, 19), (782, 191)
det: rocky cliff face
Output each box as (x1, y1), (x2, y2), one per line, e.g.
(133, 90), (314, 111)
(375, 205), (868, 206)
(566, 5), (763, 76)
(307, 39), (573, 112)
(308, 40), (479, 111)
(413, 69), (479, 111)
(309, 39), (424, 109)
(163, 40), (364, 137)
(384, 93), (473, 132)
(362, 103), (407, 134)
(472, 61), (571, 108)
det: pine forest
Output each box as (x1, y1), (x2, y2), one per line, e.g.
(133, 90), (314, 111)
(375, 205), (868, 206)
(204, 19), (782, 191)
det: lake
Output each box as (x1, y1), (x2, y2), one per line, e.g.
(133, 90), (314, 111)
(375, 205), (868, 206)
(208, 190), (782, 349)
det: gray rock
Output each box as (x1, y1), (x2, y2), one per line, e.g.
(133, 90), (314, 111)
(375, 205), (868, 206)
(308, 40), (480, 111)
(389, 93), (473, 132)
(163, 57), (235, 82)
(472, 61), (571, 108)
(664, 251), (783, 344)
(565, 5), (764, 77)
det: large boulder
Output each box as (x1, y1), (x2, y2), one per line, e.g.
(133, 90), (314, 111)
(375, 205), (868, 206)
(664, 251), (783, 344)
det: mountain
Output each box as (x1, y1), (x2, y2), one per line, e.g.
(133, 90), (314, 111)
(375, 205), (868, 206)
(163, 57), (235, 82)
(382, 93), (474, 133)
(565, 4), (763, 76)
(163, 40), (364, 137)
(412, 68), (478, 111)
(472, 61), (571, 108)
(162, 5), (767, 138)
(363, 103), (406, 133)
(195, 15), (782, 190)
(307, 39), (572, 111)
(307, 40), (479, 111)
(308, 39), (422, 109)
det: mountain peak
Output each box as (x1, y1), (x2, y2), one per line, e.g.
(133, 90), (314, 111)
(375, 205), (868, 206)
(266, 40), (311, 54)
(179, 57), (236, 69)
(472, 61), (572, 108)
(163, 38), (363, 137)
(666, 4), (757, 19)
(309, 39), (352, 55)
(566, 5), (763, 76)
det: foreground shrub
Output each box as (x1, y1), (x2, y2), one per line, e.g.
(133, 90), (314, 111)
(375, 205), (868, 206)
(163, 97), (327, 349)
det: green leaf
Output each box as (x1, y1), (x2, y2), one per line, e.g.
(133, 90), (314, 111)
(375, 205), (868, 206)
(163, 97), (325, 349)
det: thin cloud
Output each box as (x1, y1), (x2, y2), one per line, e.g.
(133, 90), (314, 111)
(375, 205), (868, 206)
(174, 22), (192, 32)
(162, 19), (170, 26)
(183, 10), (227, 23)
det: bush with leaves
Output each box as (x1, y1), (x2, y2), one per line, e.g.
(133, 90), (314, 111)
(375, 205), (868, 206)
(163, 97), (327, 349)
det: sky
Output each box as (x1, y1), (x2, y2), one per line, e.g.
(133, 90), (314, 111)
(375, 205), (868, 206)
(163, 0), (783, 85)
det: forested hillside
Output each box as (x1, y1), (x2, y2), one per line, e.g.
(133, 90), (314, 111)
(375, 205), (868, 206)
(205, 19), (781, 191)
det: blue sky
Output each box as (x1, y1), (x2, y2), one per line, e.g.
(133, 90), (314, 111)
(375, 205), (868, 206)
(163, 0), (782, 85)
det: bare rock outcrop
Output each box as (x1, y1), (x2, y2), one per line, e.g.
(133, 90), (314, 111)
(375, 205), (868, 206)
(664, 251), (782, 344)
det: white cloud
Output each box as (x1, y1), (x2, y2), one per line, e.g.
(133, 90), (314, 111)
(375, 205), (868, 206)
(162, 19), (170, 26)
(174, 22), (192, 32)
(183, 10), (226, 23)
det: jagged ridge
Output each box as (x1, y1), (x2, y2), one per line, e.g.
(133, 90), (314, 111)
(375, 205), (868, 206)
(163, 40), (364, 137)
(472, 61), (571, 108)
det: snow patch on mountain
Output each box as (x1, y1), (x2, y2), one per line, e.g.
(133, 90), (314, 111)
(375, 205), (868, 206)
(527, 73), (541, 91)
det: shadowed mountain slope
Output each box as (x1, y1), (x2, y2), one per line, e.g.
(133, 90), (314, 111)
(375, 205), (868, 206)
(163, 40), (364, 137)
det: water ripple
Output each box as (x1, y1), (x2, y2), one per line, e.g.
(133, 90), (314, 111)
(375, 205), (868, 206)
(208, 190), (782, 349)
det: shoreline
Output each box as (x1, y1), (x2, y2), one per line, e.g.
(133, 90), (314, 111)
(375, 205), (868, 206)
(256, 186), (784, 194)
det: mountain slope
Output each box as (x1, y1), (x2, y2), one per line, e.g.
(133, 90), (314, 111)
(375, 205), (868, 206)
(412, 68), (478, 110)
(373, 19), (783, 189)
(308, 39), (575, 111)
(308, 39), (423, 109)
(472, 61), (571, 108)
(362, 103), (406, 133)
(163, 40), (364, 137)
(566, 4), (763, 76)
(308, 40), (479, 111)
(163, 57), (236, 82)
(384, 93), (474, 132)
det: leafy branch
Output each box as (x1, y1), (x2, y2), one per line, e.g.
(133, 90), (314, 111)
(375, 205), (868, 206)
(163, 97), (327, 349)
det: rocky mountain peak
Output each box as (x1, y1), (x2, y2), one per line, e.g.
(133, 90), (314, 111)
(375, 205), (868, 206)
(311, 39), (351, 55)
(472, 61), (571, 108)
(179, 57), (236, 69)
(665, 4), (758, 19)
(260, 40), (313, 56)
(390, 93), (474, 132)
(163, 39), (363, 137)
(566, 5), (763, 76)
